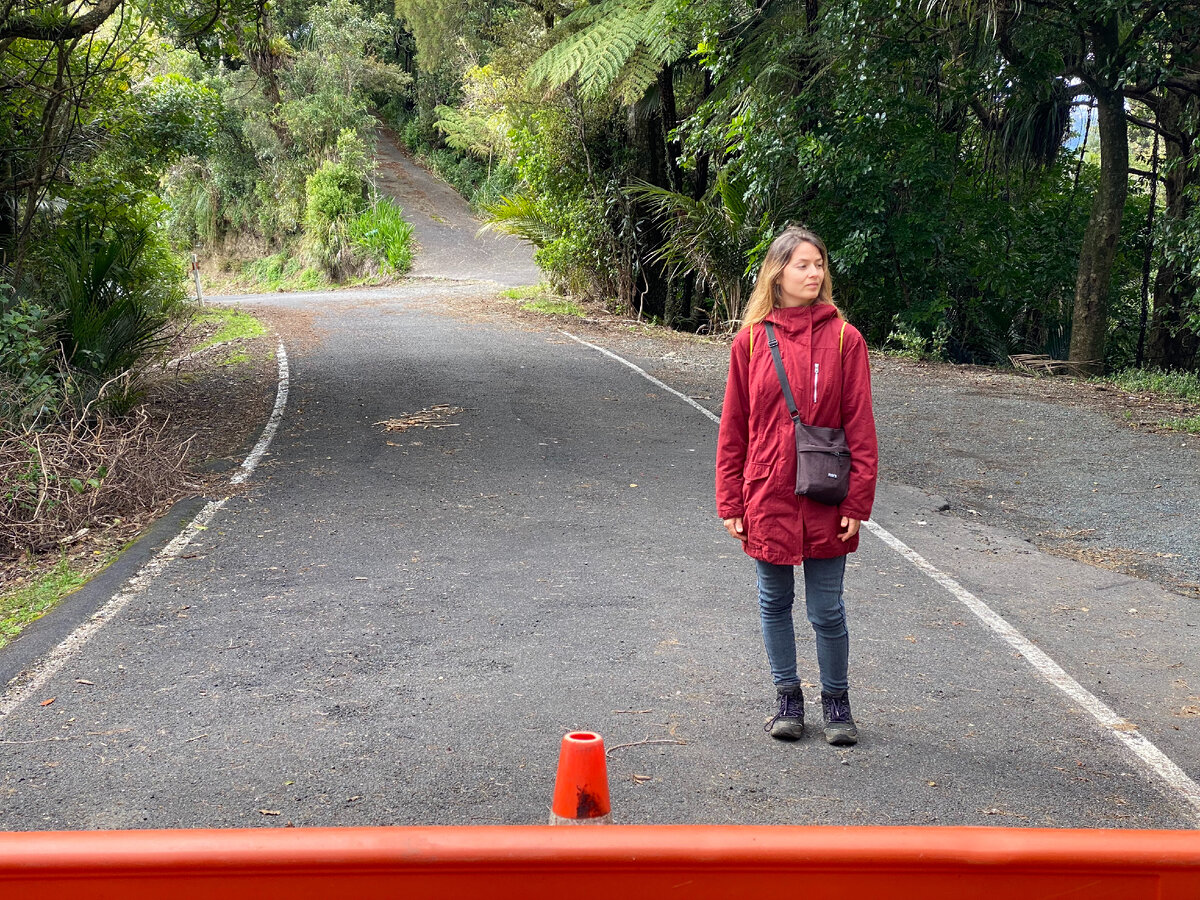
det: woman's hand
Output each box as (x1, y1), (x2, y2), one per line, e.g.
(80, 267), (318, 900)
(838, 516), (861, 542)
(723, 517), (747, 542)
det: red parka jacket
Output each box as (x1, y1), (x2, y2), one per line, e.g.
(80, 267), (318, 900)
(716, 302), (879, 564)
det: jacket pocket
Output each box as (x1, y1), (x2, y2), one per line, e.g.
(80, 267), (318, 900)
(742, 460), (771, 507)
(744, 461), (771, 482)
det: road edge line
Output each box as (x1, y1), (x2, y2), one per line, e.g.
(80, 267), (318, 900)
(559, 331), (720, 424)
(0, 341), (290, 719)
(562, 328), (1200, 825)
(864, 519), (1200, 822)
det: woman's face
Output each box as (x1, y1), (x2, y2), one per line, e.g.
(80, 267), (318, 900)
(776, 242), (825, 307)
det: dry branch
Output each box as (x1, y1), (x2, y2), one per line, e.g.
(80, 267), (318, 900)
(375, 404), (465, 432)
(1, 403), (193, 559)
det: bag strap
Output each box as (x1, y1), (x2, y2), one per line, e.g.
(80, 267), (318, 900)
(763, 322), (801, 424)
(751, 316), (847, 360)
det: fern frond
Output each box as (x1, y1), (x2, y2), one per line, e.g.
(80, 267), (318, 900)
(642, 0), (686, 63)
(577, 12), (642, 97)
(527, 0), (625, 90)
(714, 169), (750, 230)
(478, 192), (561, 249)
(527, 0), (692, 103)
(612, 45), (662, 105)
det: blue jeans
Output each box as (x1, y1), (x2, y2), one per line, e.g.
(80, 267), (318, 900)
(755, 556), (848, 694)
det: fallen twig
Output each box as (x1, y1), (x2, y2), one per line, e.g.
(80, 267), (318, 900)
(375, 404), (465, 432)
(605, 738), (687, 757)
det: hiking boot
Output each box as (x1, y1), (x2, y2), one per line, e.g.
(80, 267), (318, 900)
(765, 684), (804, 741)
(821, 690), (858, 746)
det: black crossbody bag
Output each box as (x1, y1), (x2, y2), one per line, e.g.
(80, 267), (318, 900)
(763, 320), (851, 506)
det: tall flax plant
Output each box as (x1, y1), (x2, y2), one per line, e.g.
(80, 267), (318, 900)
(46, 227), (174, 414)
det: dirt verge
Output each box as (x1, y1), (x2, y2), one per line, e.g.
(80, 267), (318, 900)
(0, 308), (278, 628)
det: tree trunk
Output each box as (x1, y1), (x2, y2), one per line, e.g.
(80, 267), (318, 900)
(1146, 84), (1200, 370)
(13, 41), (69, 276)
(1068, 81), (1128, 375)
(657, 64), (682, 193)
(627, 105), (670, 321)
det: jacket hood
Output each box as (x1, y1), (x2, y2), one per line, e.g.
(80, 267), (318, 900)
(764, 301), (841, 337)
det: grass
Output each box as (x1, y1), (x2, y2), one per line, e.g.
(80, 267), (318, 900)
(500, 285), (541, 301)
(347, 199), (415, 274)
(501, 285), (585, 318)
(239, 252), (329, 292)
(0, 556), (95, 650)
(523, 297), (585, 317)
(1161, 414), (1200, 434)
(1100, 368), (1200, 401)
(219, 350), (252, 366)
(192, 307), (268, 351)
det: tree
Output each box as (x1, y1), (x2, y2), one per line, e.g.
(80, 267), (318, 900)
(1129, 5), (1200, 369)
(930, 0), (1200, 373)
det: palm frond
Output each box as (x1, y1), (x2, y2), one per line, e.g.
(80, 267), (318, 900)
(627, 169), (764, 323)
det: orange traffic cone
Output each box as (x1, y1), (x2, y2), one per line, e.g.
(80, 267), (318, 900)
(549, 731), (612, 825)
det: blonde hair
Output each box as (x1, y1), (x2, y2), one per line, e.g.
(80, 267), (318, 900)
(741, 226), (840, 330)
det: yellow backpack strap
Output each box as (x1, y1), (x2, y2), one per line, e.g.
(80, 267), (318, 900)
(839, 320), (847, 355)
(749, 325), (753, 359)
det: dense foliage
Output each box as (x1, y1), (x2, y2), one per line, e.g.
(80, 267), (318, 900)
(394, 0), (1200, 372)
(4, 0), (1199, 438)
(0, 0), (418, 430)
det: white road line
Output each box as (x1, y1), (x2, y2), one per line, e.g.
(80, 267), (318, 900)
(232, 341), (290, 485)
(865, 520), (1200, 822)
(564, 330), (1200, 824)
(0, 341), (290, 720)
(560, 331), (721, 424)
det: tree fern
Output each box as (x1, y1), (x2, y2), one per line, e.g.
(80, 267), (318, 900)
(612, 44), (662, 106)
(528, 0), (689, 104)
(628, 168), (769, 327)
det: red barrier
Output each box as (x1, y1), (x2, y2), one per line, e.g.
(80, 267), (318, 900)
(0, 826), (1197, 899)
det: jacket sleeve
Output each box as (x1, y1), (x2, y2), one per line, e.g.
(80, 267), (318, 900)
(838, 326), (878, 521)
(716, 330), (751, 519)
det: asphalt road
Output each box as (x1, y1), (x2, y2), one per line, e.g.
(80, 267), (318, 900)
(373, 126), (541, 286)
(1, 280), (1197, 829)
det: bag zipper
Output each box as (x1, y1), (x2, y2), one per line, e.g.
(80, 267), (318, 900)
(813, 362), (820, 405)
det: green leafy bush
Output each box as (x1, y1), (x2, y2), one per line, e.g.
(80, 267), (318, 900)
(0, 289), (61, 426)
(305, 161), (368, 234)
(347, 200), (416, 273)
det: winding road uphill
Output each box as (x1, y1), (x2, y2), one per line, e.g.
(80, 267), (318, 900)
(2, 130), (1198, 829)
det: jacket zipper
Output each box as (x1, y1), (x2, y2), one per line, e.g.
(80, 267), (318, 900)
(813, 362), (820, 406)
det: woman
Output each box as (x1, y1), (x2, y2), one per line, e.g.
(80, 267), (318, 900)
(716, 225), (878, 745)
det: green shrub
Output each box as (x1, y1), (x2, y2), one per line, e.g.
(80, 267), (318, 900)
(240, 252), (329, 292)
(347, 199), (416, 273)
(0, 289), (61, 426)
(885, 314), (951, 361)
(43, 226), (176, 413)
(304, 160), (368, 235)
